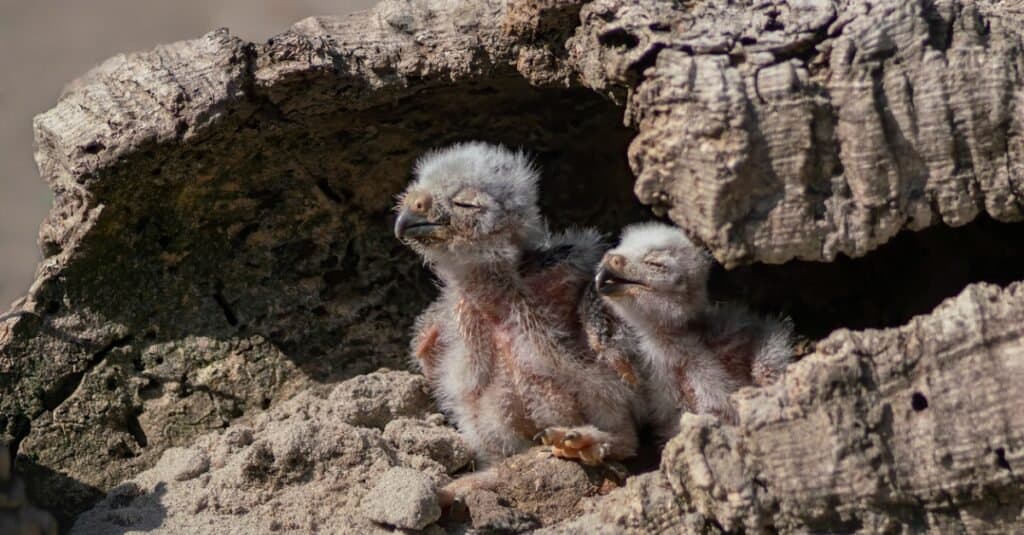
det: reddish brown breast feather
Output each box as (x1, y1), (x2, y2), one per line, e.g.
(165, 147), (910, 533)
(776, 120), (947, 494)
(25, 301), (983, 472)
(414, 325), (442, 378)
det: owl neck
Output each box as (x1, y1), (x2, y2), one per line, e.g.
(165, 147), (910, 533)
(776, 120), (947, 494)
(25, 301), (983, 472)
(620, 308), (709, 368)
(443, 260), (523, 306)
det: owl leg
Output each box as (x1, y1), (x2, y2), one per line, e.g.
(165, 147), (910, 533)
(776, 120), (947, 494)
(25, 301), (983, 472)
(438, 469), (498, 507)
(536, 425), (615, 466)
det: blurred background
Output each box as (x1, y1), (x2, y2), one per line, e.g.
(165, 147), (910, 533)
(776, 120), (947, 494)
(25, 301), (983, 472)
(0, 0), (377, 309)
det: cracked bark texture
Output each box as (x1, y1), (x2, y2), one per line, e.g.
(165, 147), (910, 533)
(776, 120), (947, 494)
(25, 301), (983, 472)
(583, 0), (1024, 266)
(1, 0), (1022, 530)
(545, 281), (1024, 534)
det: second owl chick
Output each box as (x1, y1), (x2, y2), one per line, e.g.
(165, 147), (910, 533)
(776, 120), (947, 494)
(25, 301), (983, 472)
(595, 222), (793, 437)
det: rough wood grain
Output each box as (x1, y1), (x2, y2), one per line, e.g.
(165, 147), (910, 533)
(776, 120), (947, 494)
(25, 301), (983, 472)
(575, 0), (1024, 266)
(545, 281), (1024, 534)
(1, 0), (1022, 530)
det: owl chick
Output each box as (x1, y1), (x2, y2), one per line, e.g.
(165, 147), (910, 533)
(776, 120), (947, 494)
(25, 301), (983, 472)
(595, 222), (793, 437)
(395, 142), (638, 467)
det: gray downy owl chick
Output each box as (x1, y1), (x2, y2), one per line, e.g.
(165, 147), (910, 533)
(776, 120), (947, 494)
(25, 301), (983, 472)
(595, 222), (793, 438)
(395, 142), (639, 467)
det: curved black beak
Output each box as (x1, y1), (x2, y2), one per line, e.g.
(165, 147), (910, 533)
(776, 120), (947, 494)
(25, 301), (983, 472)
(395, 208), (442, 240)
(595, 265), (644, 296)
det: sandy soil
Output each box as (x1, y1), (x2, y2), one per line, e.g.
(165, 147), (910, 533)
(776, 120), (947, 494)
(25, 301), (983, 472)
(0, 0), (377, 308)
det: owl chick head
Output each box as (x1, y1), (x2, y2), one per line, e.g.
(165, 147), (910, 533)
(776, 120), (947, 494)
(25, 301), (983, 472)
(395, 142), (545, 266)
(597, 222), (712, 327)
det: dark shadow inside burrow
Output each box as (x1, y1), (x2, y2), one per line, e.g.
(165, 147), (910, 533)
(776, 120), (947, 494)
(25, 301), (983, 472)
(710, 214), (1024, 343)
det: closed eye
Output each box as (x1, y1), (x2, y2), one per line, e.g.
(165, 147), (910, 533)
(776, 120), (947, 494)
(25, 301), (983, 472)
(452, 201), (482, 209)
(644, 260), (668, 270)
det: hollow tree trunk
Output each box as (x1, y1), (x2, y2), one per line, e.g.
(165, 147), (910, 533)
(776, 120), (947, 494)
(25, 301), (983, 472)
(1, 0), (1021, 530)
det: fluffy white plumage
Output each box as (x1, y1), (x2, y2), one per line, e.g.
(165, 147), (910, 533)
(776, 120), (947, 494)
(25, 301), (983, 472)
(614, 222), (703, 259)
(397, 142), (639, 470)
(596, 222), (793, 438)
(413, 141), (541, 216)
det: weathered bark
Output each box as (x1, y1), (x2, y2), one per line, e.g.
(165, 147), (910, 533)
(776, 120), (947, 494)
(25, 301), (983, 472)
(545, 281), (1024, 534)
(1, 0), (1022, 530)
(669, 281), (1024, 533)
(576, 0), (1024, 266)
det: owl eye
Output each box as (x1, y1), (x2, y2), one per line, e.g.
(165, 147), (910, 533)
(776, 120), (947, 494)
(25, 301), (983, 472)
(452, 201), (482, 209)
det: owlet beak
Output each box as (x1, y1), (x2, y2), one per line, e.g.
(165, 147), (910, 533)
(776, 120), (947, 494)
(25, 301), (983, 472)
(395, 207), (443, 240)
(596, 265), (646, 296)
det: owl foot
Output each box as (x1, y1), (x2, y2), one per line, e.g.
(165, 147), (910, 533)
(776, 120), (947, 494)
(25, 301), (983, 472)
(438, 469), (498, 508)
(535, 426), (610, 466)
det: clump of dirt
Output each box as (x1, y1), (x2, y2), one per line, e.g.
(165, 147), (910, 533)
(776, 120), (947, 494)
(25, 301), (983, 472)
(70, 369), (619, 534)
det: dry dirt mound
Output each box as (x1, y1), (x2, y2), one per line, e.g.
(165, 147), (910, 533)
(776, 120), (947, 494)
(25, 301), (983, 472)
(71, 370), (452, 533)
(71, 370), (618, 534)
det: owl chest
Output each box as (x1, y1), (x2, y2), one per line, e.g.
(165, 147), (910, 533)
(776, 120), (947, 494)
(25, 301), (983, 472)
(455, 312), (544, 422)
(477, 318), (536, 393)
(448, 305), (520, 390)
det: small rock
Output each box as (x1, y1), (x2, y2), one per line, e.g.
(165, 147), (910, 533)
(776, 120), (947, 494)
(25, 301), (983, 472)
(362, 467), (441, 530)
(222, 427), (254, 448)
(489, 447), (606, 525)
(191, 494), (209, 514)
(398, 453), (451, 484)
(329, 371), (435, 428)
(384, 418), (472, 473)
(240, 441), (276, 482)
(161, 448), (211, 482)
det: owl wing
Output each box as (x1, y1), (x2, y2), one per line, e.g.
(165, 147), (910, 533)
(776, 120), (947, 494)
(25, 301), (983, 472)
(578, 283), (641, 385)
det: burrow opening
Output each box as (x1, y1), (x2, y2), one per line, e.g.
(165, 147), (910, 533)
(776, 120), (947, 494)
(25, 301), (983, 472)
(18, 67), (1024, 525)
(49, 75), (1024, 392)
(711, 214), (1024, 343)
(18, 75), (651, 525)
